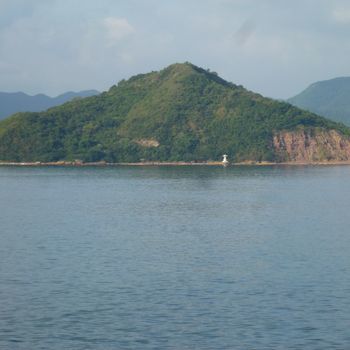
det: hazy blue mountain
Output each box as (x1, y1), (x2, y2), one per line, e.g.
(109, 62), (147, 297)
(288, 77), (350, 125)
(0, 90), (100, 120)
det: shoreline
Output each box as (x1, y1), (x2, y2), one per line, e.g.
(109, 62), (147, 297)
(2, 160), (350, 167)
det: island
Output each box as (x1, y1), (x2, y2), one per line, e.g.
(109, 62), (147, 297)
(1, 62), (350, 164)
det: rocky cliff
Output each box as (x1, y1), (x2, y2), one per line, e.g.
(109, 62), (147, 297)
(273, 129), (350, 162)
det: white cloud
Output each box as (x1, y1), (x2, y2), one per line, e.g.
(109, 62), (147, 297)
(1, 0), (350, 98)
(103, 17), (135, 45)
(0, 60), (17, 72)
(332, 7), (350, 23)
(118, 52), (134, 63)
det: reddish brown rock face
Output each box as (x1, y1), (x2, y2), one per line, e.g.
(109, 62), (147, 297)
(273, 129), (350, 162)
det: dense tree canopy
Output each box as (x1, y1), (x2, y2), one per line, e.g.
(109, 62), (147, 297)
(0, 63), (349, 162)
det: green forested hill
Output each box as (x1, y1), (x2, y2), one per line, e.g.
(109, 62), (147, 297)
(288, 77), (350, 125)
(0, 63), (348, 163)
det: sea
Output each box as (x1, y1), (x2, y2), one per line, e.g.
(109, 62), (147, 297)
(1, 165), (350, 349)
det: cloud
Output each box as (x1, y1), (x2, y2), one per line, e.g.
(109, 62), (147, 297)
(103, 17), (135, 45)
(0, 60), (20, 75)
(0, 0), (350, 98)
(332, 7), (350, 23)
(234, 19), (255, 46)
(118, 52), (134, 63)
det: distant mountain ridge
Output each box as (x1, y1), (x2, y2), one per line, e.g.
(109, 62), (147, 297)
(288, 77), (350, 125)
(0, 90), (100, 120)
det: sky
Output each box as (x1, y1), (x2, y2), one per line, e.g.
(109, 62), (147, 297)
(1, 0), (350, 99)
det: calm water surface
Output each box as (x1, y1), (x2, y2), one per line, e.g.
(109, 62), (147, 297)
(1, 165), (350, 349)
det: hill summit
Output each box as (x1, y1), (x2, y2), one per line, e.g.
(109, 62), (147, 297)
(1, 62), (350, 163)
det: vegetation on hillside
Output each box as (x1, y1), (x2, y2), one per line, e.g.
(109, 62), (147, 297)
(0, 63), (349, 163)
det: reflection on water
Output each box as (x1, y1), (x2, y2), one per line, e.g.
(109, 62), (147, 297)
(1, 165), (350, 349)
